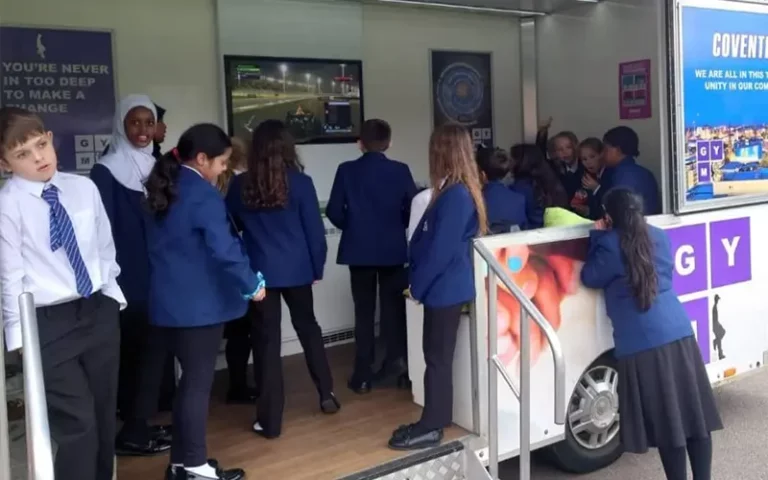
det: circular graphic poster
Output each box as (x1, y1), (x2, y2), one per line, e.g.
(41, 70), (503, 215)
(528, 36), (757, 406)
(436, 62), (485, 125)
(431, 51), (493, 148)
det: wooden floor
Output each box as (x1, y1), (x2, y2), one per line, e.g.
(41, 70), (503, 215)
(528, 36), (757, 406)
(117, 344), (465, 480)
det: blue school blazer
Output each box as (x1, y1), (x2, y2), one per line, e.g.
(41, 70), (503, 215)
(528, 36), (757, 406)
(593, 157), (661, 216)
(226, 170), (327, 288)
(510, 178), (543, 230)
(559, 163), (584, 206)
(483, 180), (527, 234)
(90, 164), (151, 309)
(409, 183), (479, 308)
(326, 152), (417, 266)
(146, 167), (260, 328)
(580, 225), (693, 357)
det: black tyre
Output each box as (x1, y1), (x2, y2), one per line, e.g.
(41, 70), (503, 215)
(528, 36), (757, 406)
(545, 353), (623, 473)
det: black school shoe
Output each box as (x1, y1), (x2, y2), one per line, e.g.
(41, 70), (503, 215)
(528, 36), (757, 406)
(115, 423), (173, 456)
(166, 460), (245, 480)
(388, 424), (443, 450)
(226, 387), (259, 405)
(116, 437), (171, 456)
(320, 393), (341, 414)
(347, 377), (372, 395)
(151, 424), (173, 441)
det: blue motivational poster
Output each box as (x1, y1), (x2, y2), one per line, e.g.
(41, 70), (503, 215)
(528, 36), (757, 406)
(0, 26), (116, 173)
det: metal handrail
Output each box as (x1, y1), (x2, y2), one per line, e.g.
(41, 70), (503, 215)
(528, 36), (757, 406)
(0, 302), (11, 480)
(473, 240), (566, 480)
(19, 292), (54, 480)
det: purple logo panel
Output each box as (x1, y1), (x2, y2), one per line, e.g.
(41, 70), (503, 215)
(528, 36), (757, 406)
(666, 224), (709, 295)
(710, 140), (724, 161)
(709, 217), (751, 288)
(696, 140), (710, 161)
(697, 161), (711, 183)
(682, 297), (710, 365)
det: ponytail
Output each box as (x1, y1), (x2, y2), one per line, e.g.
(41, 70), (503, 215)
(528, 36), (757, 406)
(145, 123), (232, 218)
(603, 188), (657, 311)
(145, 148), (182, 218)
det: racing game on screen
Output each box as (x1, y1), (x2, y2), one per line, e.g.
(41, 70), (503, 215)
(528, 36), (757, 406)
(225, 57), (362, 144)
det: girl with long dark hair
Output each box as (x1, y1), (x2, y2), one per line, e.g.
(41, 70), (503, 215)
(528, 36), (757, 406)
(510, 143), (570, 229)
(145, 123), (265, 480)
(581, 187), (722, 480)
(226, 119), (338, 440)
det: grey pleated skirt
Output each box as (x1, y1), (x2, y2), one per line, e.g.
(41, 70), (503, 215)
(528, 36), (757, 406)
(618, 335), (723, 453)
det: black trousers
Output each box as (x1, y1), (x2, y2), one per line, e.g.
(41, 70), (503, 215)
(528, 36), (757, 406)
(117, 307), (175, 426)
(419, 303), (462, 430)
(38, 292), (120, 480)
(224, 315), (261, 393)
(158, 323), (224, 467)
(252, 285), (333, 437)
(349, 265), (408, 380)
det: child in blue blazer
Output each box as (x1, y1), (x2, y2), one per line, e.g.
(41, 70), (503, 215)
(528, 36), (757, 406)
(388, 124), (487, 451)
(91, 94), (172, 456)
(510, 143), (570, 229)
(145, 123), (265, 480)
(226, 120), (338, 439)
(326, 119), (417, 393)
(590, 126), (661, 216)
(581, 187), (722, 480)
(476, 147), (527, 233)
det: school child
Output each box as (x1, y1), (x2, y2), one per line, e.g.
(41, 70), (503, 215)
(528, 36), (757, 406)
(475, 147), (527, 233)
(226, 119), (338, 438)
(91, 94), (173, 456)
(592, 126), (661, 215)
(0, 107), (126, 480)
(571, 137), (605, 219)
(549, 131), (583, 203)
(102, 102), (167, 161)
(509, 143), (570, 229)
(326, 119), (417, 393)
(388, 124), (487, 450)
(581, 187), (722, 480)
(145, 123), (265, 480)
(152, 104), (168, 158)
(216, 136), (259, 404)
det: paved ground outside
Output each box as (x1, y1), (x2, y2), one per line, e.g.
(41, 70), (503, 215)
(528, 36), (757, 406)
(500, 368), (768, 479)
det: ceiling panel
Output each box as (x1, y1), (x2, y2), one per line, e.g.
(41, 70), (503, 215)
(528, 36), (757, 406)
(371, 0), (663, 16)
(372, 0), (594, 15)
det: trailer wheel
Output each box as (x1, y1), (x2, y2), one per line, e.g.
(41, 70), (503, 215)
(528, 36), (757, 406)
(546, 354), (623, 473)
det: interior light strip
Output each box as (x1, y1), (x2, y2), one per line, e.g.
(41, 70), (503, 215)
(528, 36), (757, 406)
(375, 0), (548, 16)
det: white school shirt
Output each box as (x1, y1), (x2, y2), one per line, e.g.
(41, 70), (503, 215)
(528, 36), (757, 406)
(0, 171), (127, 352)
(407, 188), (433, 243)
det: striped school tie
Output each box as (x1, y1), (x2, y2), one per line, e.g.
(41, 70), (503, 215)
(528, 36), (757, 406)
(42, 185), (93, 298)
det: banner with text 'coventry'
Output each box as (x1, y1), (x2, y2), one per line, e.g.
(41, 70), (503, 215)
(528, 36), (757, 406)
(681, 3), (768, 203)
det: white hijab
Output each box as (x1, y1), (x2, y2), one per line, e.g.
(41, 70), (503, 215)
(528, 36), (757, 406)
(99, 94), (157, 192)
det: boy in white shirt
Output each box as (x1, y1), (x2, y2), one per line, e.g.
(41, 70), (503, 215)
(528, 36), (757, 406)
(0, 107), (126, 480)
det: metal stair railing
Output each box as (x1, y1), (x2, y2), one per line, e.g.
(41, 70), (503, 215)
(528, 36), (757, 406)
(1, 295), (11, 480)
(18, 292), (54, 480)
(473, 240), (566, 480)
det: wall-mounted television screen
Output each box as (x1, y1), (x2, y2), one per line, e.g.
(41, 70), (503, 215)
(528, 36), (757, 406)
(224, 55), (363, 145)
